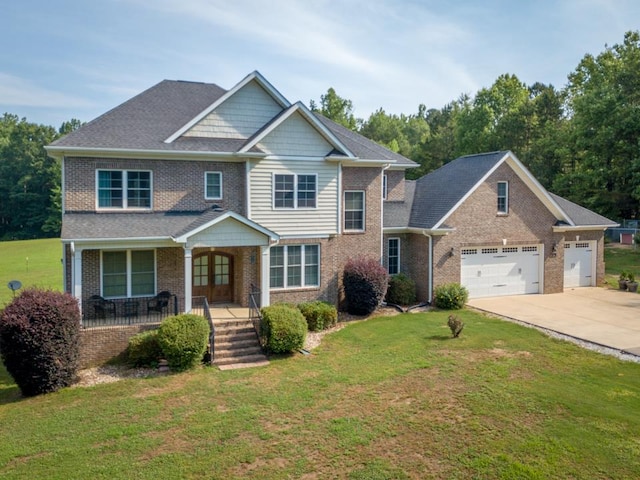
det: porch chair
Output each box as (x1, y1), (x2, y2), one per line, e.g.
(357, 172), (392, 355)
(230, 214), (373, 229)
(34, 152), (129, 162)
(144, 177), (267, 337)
(147, 291), (172, 318)
(87, 294), (116, 320)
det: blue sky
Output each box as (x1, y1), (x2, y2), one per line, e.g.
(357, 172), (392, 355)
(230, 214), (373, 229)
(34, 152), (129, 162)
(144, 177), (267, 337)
(2, 0), (639, 127)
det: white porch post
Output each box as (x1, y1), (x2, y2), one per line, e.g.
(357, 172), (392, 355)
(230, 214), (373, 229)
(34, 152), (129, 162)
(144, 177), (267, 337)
(72, 245), (83, 313)
(260, 245), (270, 307)
(184, 247), (193, 312)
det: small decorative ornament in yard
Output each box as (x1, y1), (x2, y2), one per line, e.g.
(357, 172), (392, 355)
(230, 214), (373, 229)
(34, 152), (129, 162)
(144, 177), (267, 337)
(447, 314), (464, 338)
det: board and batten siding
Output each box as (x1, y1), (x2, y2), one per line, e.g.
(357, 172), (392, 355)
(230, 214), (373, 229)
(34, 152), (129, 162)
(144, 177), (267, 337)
(184, 81), (283, 139)
(249, 158), (339, 236)
(186, 217), (270, 249)
(258, 112), (333, 157)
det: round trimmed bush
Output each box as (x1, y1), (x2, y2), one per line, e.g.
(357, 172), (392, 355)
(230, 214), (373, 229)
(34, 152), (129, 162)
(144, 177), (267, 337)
(343, 256), (389, 315)
(260, 304), (307, 353)
(0, 288), (81, 396)
(298, 301), (338, 331)
(385, 273), (417, 306)
(127, 330), (163, 367)
(433, 283), (469, 310)
(157, 314), (210, 371)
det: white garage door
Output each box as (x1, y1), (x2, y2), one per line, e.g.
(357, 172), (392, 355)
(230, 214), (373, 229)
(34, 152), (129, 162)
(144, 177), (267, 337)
(564, 241), (594, 287)
(461, 245), (542, 298)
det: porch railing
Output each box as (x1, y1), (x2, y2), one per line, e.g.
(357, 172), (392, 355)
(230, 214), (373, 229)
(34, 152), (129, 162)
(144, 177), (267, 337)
(82, 294), (179, 328)
(249, 283), (264, 348)
(192, 296), (215, 364)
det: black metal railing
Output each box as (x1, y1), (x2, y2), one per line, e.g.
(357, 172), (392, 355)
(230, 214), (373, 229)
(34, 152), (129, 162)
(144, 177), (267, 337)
(192, 296), (215, 364)
(248, 284), (263, 348)
(82, 293), (179, 328)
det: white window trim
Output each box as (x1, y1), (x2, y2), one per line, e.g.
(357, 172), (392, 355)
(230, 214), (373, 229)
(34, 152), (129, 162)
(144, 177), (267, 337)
(96, 169), (153, 211)
(204, 171), (223, 200)
(269, 244), (320, 290)
(497, 181), (509, 214)
(100, 249), (157, 298)
(383, 174), (388, 200)
(388, 237), (400, 275)
(272, 173), (318, 210)
(344, 190), (365, 232)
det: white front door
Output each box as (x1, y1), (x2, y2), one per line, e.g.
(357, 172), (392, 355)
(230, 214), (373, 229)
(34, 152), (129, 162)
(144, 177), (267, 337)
(461, 245), (542, 298)
(564, 241), (594, 287)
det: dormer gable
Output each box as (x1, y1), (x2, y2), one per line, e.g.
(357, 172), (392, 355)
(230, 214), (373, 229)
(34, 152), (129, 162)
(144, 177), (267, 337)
(165, 71), (290, 143)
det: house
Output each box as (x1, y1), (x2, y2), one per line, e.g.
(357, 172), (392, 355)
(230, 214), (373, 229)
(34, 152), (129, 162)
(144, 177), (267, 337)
(46, 72), (616, 323)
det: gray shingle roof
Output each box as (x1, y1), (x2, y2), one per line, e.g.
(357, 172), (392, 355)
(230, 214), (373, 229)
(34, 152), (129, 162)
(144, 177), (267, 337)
(408, 151), (509, 229)
(50, 78), (415, 166)
(549, 193), (618, 227)
(61, 210), (226, 240)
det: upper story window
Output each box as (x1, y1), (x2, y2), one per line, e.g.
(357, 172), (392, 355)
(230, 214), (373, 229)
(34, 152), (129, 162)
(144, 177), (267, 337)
(497, 181), (508, 214)
(383, 174), (388, 200)
(273, 173), (317, 209)
(97, 170), (151, 209)
(344, 191), (365, 231)
(388, 237), (400, 275)
(205, 171), (222, 200)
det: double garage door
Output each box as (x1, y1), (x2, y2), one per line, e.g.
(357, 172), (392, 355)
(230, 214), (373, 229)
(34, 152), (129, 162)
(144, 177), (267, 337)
(461, 245), (541, 299)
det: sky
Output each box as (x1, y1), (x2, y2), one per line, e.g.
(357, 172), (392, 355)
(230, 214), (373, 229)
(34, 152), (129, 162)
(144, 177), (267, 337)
(1, 0), (639, 128)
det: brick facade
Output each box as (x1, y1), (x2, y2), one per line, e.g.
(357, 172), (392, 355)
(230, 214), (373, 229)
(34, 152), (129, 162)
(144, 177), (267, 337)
(79, 323), (160, 368)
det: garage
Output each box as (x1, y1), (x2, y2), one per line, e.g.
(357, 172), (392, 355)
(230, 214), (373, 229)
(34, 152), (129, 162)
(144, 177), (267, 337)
(564, 241), (594, 287)
(461, 245), (542, 298)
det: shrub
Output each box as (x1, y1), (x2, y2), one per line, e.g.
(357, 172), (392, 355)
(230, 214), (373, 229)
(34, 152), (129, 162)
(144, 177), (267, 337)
(385, 273), (417, 306)
(127, 330), (163, 367)
(0, 288), (80, 396)
(157, 314), (210, 371)
(298, 301), (338, 331)
(343, 256), (389, 315)
(260, 304), (307, 353)
(433, 283), (469, 310)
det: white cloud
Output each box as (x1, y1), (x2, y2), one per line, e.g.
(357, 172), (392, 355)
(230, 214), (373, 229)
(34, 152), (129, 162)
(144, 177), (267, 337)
(0, 73), (94, 108)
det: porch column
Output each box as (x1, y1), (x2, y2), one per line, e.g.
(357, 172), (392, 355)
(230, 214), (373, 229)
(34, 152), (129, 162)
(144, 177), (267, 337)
(184, 247), (192, 312)
(260, 245), (270, 307)
(72, 245), (83, 312)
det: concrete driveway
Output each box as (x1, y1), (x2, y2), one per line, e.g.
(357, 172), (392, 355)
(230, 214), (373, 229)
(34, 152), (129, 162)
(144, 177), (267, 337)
(468, 287), (640, 357)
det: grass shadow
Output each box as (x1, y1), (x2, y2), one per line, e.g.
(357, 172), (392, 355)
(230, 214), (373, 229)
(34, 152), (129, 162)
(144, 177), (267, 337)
(0, 362), (22, 404)
(426, 335), (454, 341)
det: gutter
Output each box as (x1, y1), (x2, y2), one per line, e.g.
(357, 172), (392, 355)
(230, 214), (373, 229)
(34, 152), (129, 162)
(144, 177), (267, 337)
(45, 146), (266, 161)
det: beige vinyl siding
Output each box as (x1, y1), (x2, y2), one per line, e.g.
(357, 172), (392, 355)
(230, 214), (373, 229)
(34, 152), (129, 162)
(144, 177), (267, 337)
(186, 217), (270, 249)
(249, 159), (338, 236)
(184, 81), (283, 139)
(258, 112), (333, 156)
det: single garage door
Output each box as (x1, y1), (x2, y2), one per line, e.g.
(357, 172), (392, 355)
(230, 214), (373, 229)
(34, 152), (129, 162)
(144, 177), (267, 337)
(461, 245), (541, 298)
(564, 241), (594, 287)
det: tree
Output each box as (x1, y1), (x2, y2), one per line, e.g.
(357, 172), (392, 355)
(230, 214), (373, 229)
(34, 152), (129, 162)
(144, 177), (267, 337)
(310, 87), (357, 130)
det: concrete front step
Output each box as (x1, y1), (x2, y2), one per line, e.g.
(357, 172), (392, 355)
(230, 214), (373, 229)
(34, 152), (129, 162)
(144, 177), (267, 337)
(212, 317), (268, 369)
(213, 318), (254, 329)
(215, 353), (269, 367)
(215, 344), (263, 359)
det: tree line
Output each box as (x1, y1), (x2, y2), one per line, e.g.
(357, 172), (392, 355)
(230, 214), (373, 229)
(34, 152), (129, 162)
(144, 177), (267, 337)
(312, 31), (640, 222)
(1, 31), (638, 240)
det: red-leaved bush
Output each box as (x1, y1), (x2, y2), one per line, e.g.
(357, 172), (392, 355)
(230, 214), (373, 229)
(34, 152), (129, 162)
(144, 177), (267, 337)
(343, 256), (389, 315)
(0, 288), (81, 396)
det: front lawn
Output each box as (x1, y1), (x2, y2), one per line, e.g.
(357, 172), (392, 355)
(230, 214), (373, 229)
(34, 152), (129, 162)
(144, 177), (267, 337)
(604, 245), (640, 288)
(1, 310), (638, 479)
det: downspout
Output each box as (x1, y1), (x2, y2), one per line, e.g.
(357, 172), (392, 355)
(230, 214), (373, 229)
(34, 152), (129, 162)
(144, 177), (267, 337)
(380, 164), (390, 265)
(422, 232), (433, 303)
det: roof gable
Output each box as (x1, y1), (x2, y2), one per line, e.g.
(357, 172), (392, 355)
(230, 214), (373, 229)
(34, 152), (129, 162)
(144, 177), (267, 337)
(409, 151), (573, 230)
(165, 71), (290, 143)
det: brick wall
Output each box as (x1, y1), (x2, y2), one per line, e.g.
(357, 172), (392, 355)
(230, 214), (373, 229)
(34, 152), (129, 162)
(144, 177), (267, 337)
(385, 170), (405, 201)
(79, 323), (160, 368)
(64, 157), (246, 213)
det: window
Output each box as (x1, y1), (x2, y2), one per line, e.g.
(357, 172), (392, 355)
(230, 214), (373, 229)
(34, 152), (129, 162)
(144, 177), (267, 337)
(388, 238), (400, 275)
(497, 181), (508, 214)
(383, 174), (388, 200)
(273, 174), (317, 209)
(270, 244), (319, 289)
(205, 172), (222, 200)
(102, 250), (155, 297)
(98, 170), (151, 209)
(344, 191), (365, 231)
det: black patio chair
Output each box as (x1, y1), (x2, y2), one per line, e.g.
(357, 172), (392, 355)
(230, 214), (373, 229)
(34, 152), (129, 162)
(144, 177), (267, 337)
(147, 291), (172, 318)
(87, 294), (116, 320)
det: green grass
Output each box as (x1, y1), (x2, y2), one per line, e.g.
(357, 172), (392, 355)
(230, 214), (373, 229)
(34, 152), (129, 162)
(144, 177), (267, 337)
(604, 245), (640, 287)
(0, 310), (639, 479)
(0, 238), (63, 306)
